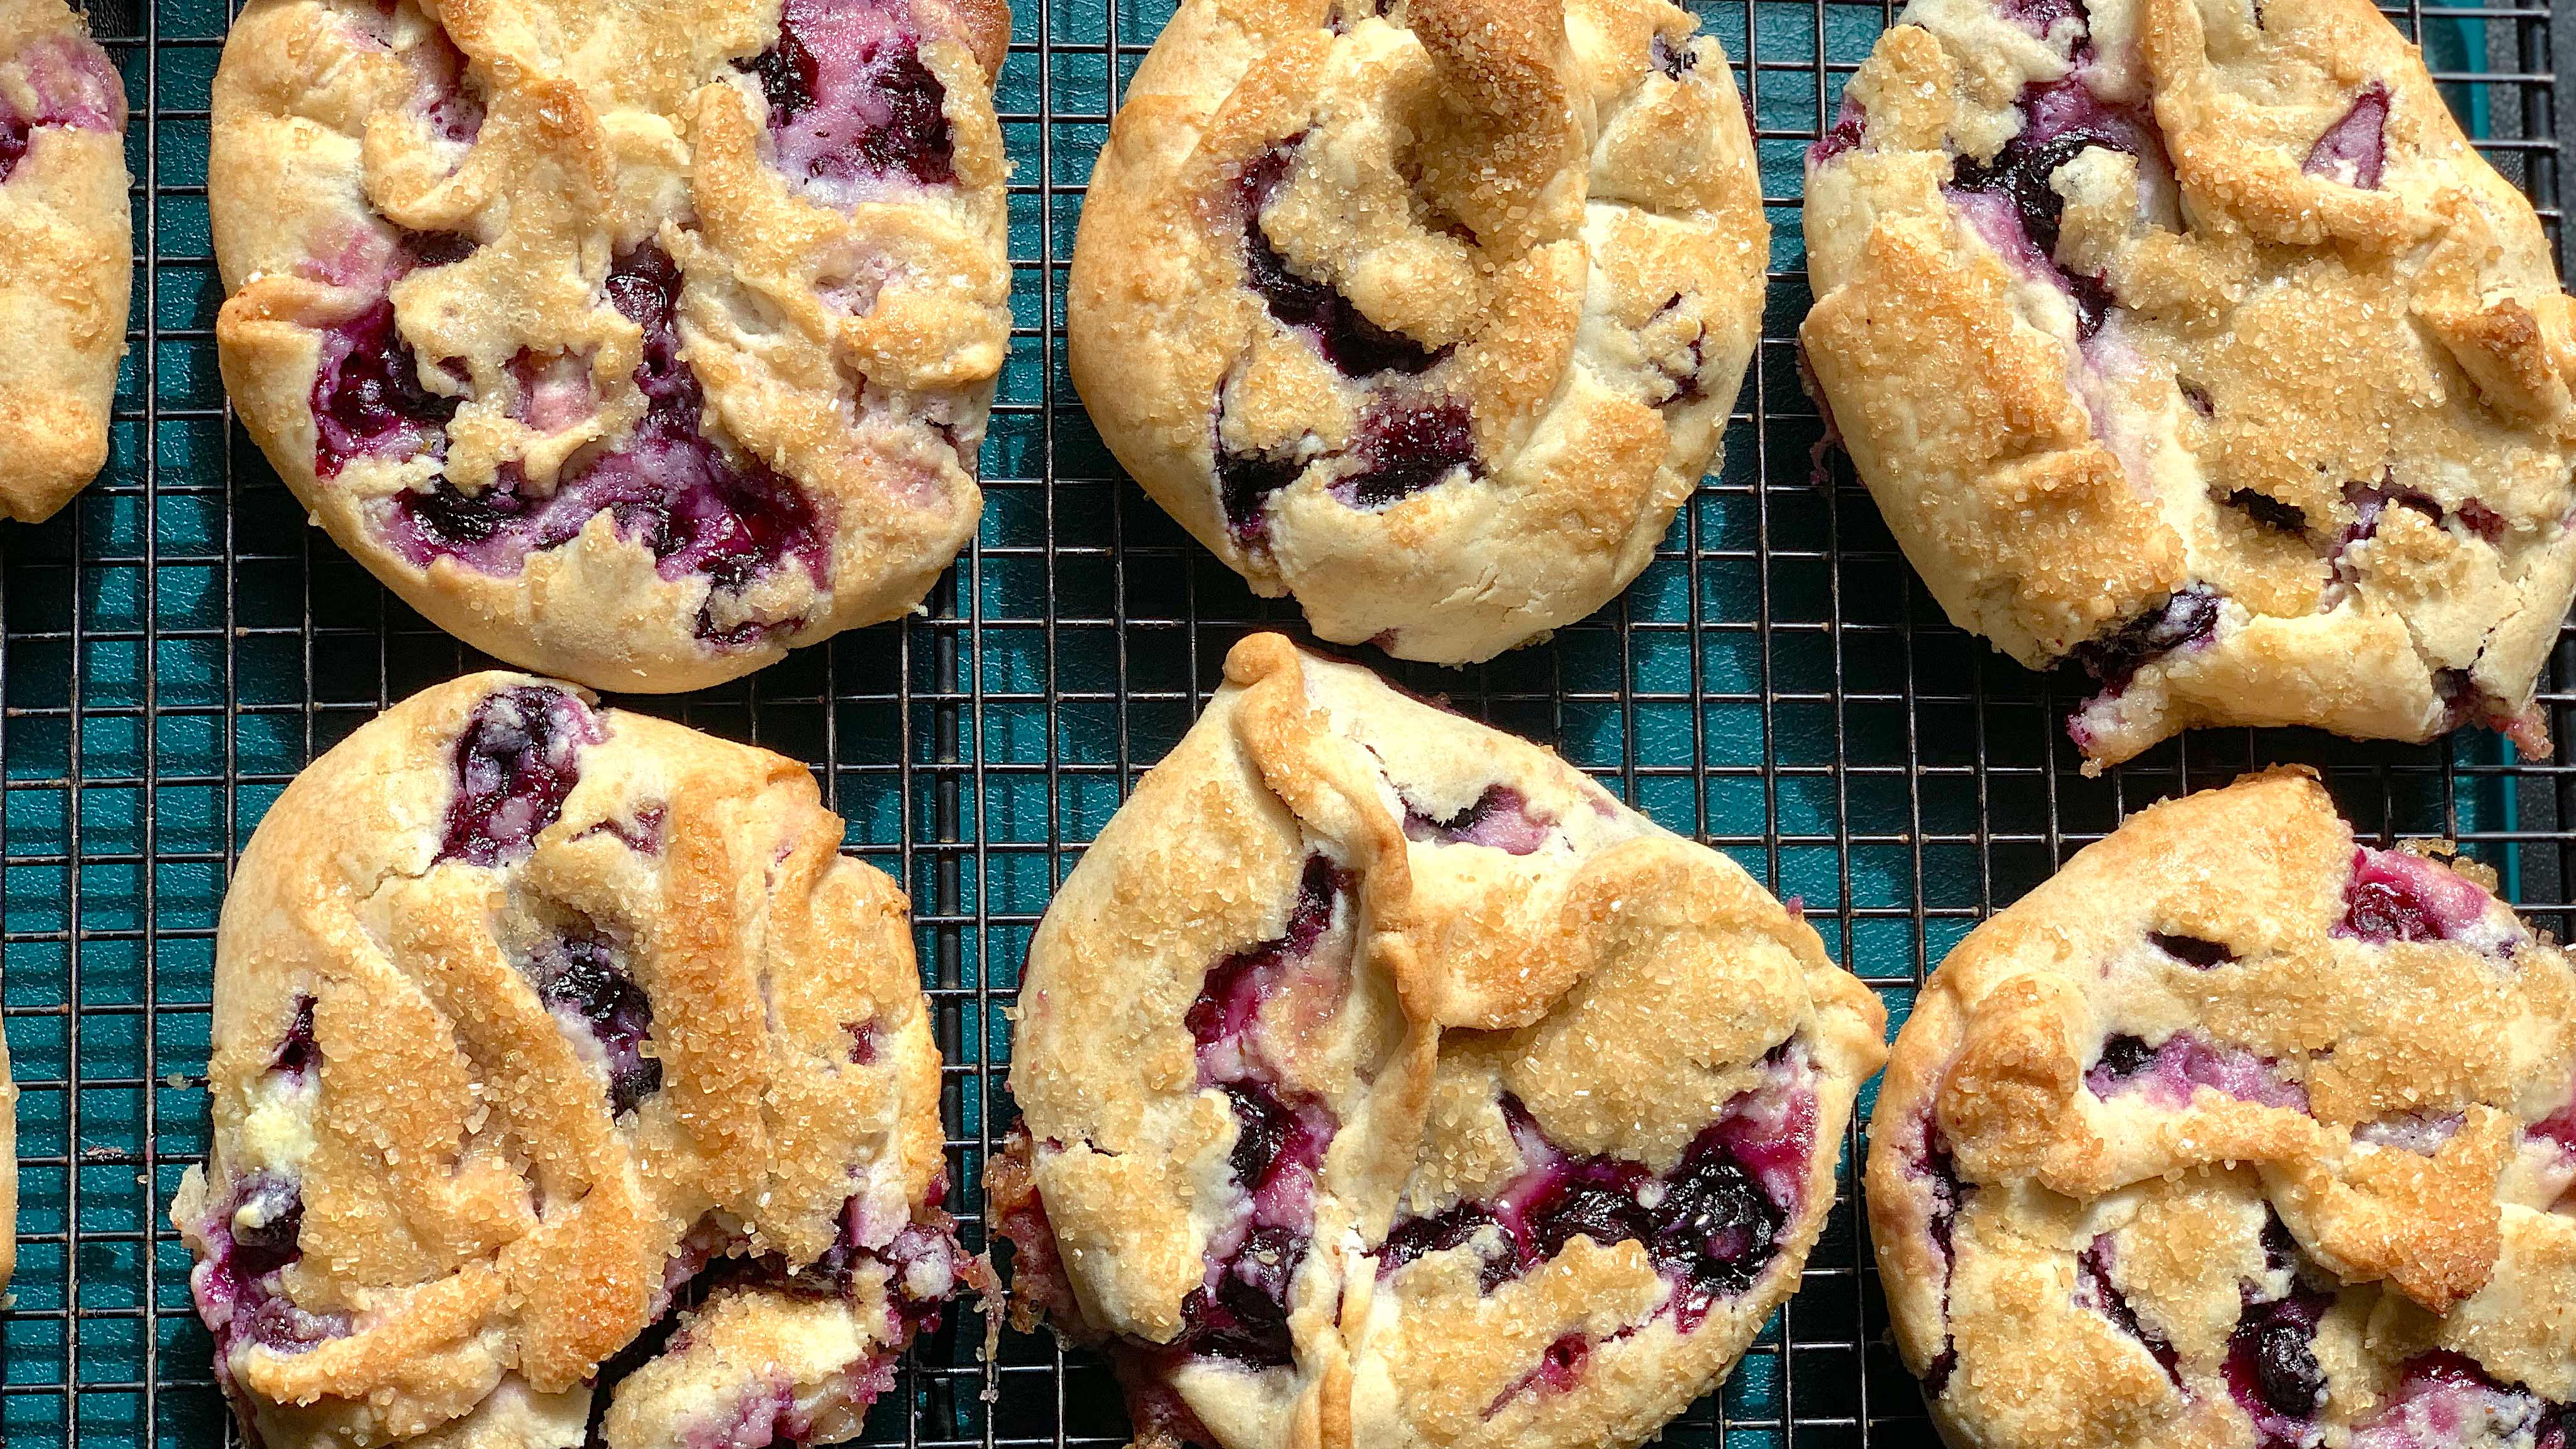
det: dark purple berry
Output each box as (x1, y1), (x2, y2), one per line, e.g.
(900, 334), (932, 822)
(1187, 856), (1350, 1052)
(1650, 1137), (1784, 1309)
(1224, 1080), (1299, 1194)
(1338, 397), (1475, 509)
(270, 994), (319, 1078)
(1524, 1168), (1653, 1263)
(2302, 83), (2388, 189)
(752, 0), (957, 188)
(2070, 587), (2221, 692)
(2150, 933), (2235, 968)
(438, 684), (599, 867)
(1402, 785), (1552, 854)
(1950, 119), (2123, 265)
(533, 925), (660, 1116)
(2079, 1236), (2179, 1384)
(2095, 1033), (2157, 1082)
(310, 300), (462, 476)
(1809, 96), (1865, 165)
(1236, 146), (1446, 378)
(2345, 879), (2435, 942)
(1378, 1201), (1506, 1289)
(398, 227), (479, 268)
(227, 1176), (305, 1280)
(1216, 446), (1304, 547)
(2224, 1290), (2332, 1440)
(2224, 489), (2309, 535)
(1923, 1346), (1958, 1399)
(1650, 32), (1694, 80)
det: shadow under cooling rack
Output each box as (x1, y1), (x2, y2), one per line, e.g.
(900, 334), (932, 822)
(0, 0), (2565, 1446)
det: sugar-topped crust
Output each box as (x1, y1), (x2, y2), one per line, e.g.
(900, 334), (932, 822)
(0, 0), (129, 523)
(1067, 0), (1767, 665)
(172, 672), (960, 1449)
(1868, 767), (2576, 1448)
(1802, 0), (2576, 768)
(996, 634), (1885, 1449)
(209, 0), (1010, 692)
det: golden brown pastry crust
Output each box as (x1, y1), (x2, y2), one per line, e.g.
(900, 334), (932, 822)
(174, 672), (954, 1449)
(1803, 0), (2576, 769)
(1868, 768), (2576, 1448)
(209, 0), (1009, 691)
(0, 0), (129, 523)
(1000, 634), (1885, 1449)
(1067, 0), (1766, 665)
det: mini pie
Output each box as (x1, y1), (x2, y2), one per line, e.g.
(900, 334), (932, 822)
(1802, 0), (2576, 769)
(1067, 0), (1767, 665)
(1870, 767), (2576, 1448)
(209, 0), (1011, 692)
(994, 634), (1886, 1449)
(0, 0), (128, 523)
(174, 672), (964, 1449)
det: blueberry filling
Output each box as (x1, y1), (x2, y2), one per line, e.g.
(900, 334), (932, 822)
(270, 994), (319, 1078)
(2094, 1032), (2158, 1080)
(577, 803), (665, 853)
(1335, 396), (1475, 510)
(2225, 489), (2309, 536)
(311, 300), (464, 477)
(1235, 145), (1448, 379)
(1809, 95), (1865, 165)
(437, 684), (602, 867)
(2179, 377), (2216, 416)
(191, 1174), (348, 1364)
(2000, 0), (2087, 36)
(743, 0), (956, 190)
(1376, 1065), (1811, 1333)
(1946, 77), (2151, 340)
(2224, 1289), (2332, 1442)
(1377, 1201), (1509, 1290)
(1216, 444), (1304, 547)
(2086, 1031), (2310, 1113)
(2350, 1351), (2573, 1446)
(2303, 83), (2389, 190)
(2338, 847), (2496, 945)
(2150, 932), (2235, 968)
(399, 226), (479, 269)
(1401, 784), (1553, 853)
(2077, 1235), (2180, 1385)
(1913, 1114), (1968, 1399)
(0, 35), (123, 185)
(1650, 33), (1694, 80)
(529, 923), (661, 1116)
(384, 244), (828, 643)
(2069, 587), (2221, 692)
(764, 1191), (962, 1335)
(1175, 855), (1352, 1369)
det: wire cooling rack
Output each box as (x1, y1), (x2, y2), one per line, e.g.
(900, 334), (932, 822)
(0, 0), (2565, 1445)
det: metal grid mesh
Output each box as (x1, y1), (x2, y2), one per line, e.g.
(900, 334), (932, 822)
(0, 0), (2563, 1445)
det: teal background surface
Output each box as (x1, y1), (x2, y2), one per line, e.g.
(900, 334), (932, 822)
(0, 0), (2563, 1443)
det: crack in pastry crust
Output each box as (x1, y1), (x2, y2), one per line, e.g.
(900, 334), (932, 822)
(0, 0), (129, 523)
(995, 633), (1886, 1449)
(1868, 767), (2576, 1449)
(1802, 0), (2576, 769)
(173, 672), (965, 1449)
(1067, 0), (1767, 665)
(209, 0), (1011, 692)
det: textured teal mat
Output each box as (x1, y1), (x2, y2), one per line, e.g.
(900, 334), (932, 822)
(0, 0), (2562, 1444)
